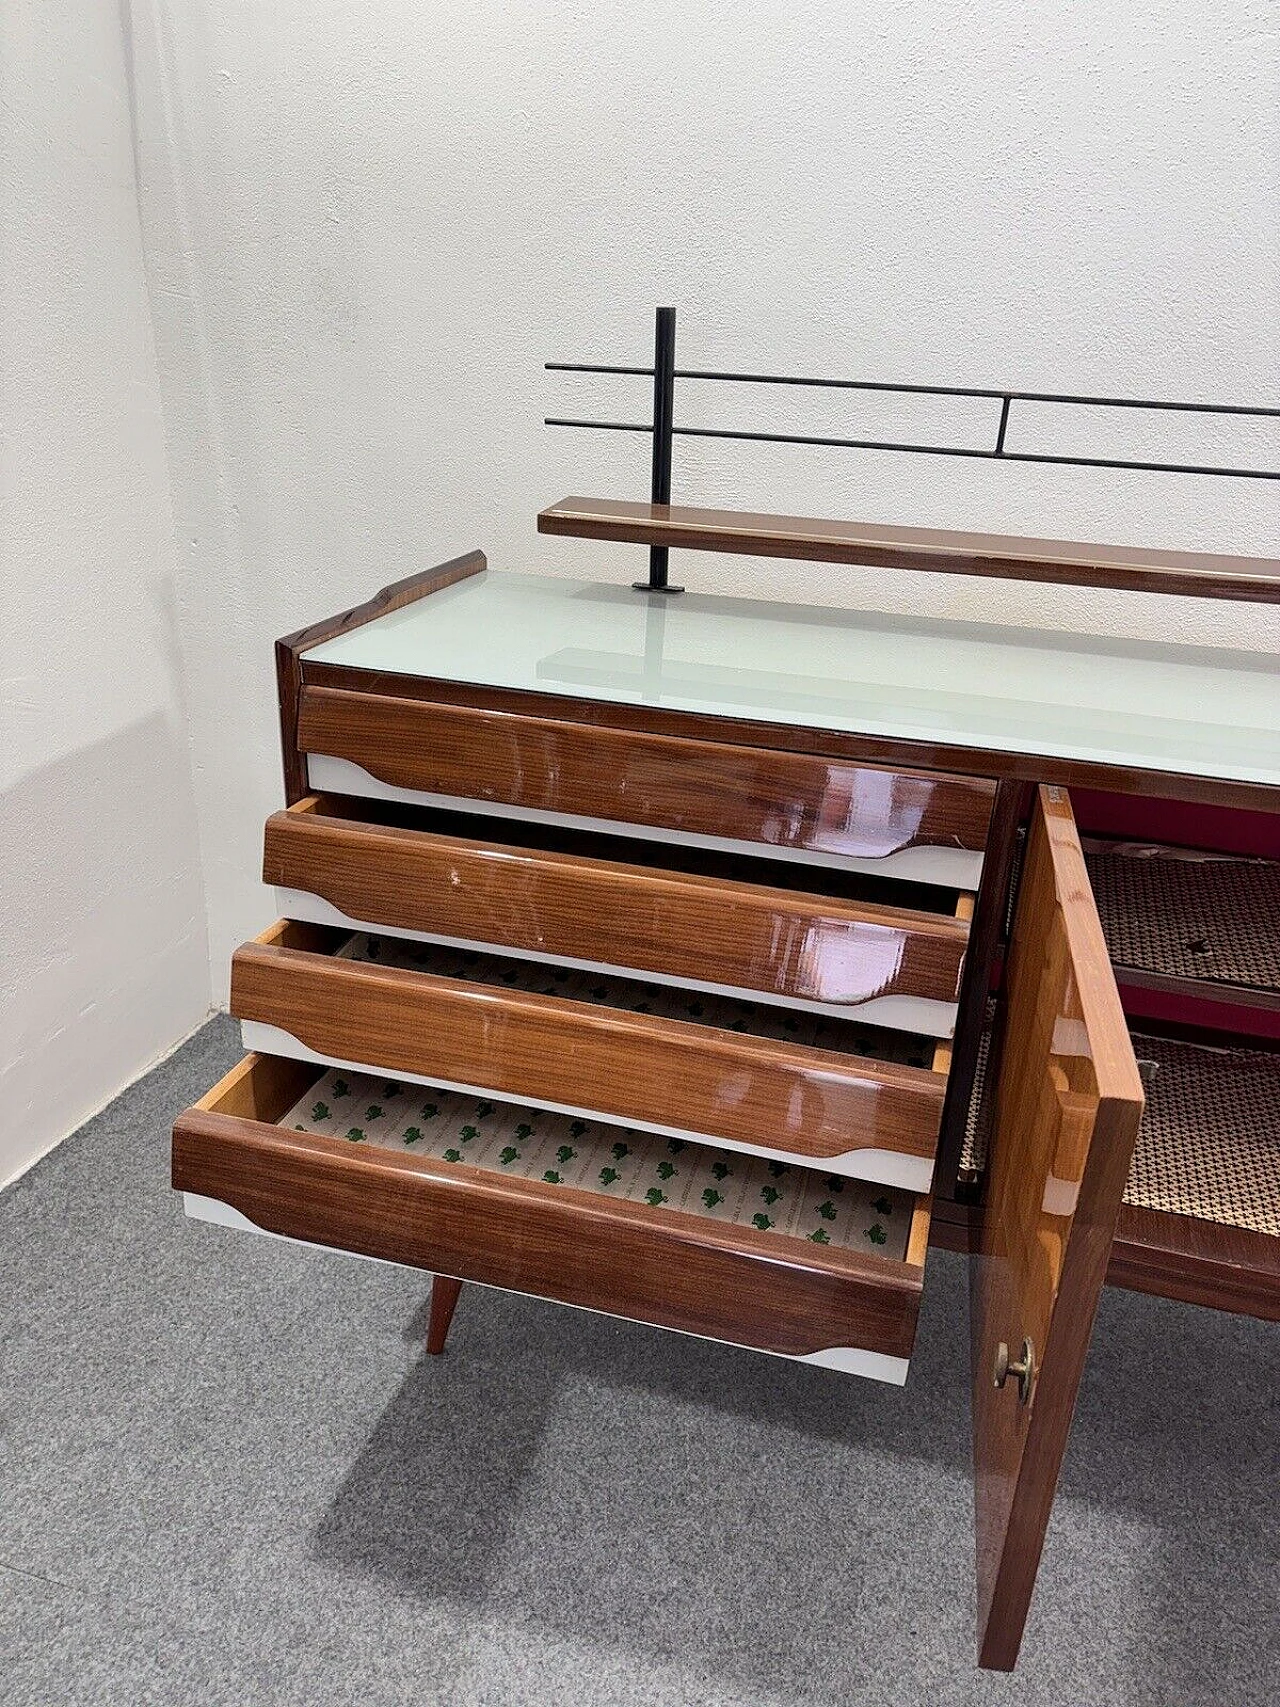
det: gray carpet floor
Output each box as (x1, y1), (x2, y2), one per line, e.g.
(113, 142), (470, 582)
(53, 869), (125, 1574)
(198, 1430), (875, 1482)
(2, 1014), (1276, 1707)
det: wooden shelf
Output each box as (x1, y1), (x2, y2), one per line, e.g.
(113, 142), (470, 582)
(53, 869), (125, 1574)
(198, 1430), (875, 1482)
(538, 496), (1280, 603)
(953, 1022), (1280, 1317)
(1111, 1202), (1279, 1319)
(929, 1196), (1280, 1319)
(1083, 839), (1280, 1012)
(1118, 1027), (1280, 1316)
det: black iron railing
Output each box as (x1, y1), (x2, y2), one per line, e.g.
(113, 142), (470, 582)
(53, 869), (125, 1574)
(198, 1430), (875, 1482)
(546, 307), (1280, 592)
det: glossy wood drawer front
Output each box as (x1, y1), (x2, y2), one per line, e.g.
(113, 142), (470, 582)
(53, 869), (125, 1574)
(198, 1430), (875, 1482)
(230, 923), (947, 1190)
(173, 1054), (931, 1381)
(263, 799), (971, 1032)
(297, 686), (993, 887)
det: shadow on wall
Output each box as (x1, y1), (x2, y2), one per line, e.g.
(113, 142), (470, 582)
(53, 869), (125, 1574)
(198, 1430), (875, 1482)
(0, 711), (211, 1185)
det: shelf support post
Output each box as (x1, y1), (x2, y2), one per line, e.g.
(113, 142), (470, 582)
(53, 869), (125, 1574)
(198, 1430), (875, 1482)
(634, 305), (683, 594)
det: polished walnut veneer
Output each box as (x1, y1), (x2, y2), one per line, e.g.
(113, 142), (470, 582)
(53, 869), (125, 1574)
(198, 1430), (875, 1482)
(231, 921), (948, 1187)
(970, 788), (1145, 1671)
(173, 1052), (931, 1365)
(262, 799), (971, 1022)
(538, 496), (1280, 603)
(296, 684), (995, 882)
(175, 524), (1279, 1675)
(275, 551), (488, 805)
(1110, 1202), (1280, 1320)
(299, 661), (1279, 818)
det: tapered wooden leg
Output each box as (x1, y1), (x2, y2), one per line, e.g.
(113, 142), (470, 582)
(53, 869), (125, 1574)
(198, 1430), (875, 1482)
(426, 1275), (464, 1355)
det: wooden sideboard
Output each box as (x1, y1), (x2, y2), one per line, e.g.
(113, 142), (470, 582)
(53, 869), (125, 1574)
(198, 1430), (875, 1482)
(172, 519), (1279, 1671)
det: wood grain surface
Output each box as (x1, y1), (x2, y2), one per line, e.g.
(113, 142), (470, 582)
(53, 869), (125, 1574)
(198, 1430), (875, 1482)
(263, 804), (971, 1010)
(538, 497), (1280, 603)
(296, 684), (994, 864)
(301, 660), (1280, 817)
(1110, 1202), (1280, 1320)
(230, 927), (947, 1170)
(172, 1056), (929, 1361)
(274, 551), (486, 804)
(970, 786), (1144, 1670)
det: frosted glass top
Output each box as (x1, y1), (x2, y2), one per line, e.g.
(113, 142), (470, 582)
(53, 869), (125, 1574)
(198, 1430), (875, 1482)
(306, 570), (1280, 786)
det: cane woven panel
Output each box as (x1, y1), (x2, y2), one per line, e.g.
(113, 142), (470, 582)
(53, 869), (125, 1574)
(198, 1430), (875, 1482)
(1083, 841), (1280, 993)
(1126, 1035), (1280, 1237)
(962, 1027), (1280, 1238)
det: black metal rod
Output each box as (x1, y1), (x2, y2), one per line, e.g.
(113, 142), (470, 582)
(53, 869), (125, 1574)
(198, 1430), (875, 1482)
(994, 395), (1012, 456)
(543, 417), (1280, 480)
(639, 307), (682, 593)
(546, 362), (1280, 419)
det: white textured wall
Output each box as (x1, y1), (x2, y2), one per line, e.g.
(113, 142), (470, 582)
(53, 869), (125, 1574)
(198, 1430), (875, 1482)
(127, 1), (1279, 998)
(1, 2), (211, 1183)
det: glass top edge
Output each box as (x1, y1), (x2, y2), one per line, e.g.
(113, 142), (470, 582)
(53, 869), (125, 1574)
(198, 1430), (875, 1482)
(300, 567), (1280, 789)
(305, 568), (1280, 670)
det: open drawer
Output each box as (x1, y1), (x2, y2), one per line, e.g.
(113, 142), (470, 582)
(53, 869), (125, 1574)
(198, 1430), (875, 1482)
(297, 684), (994, 888)
(231, 922), (948, 1192)
(264, 795), (971, 1036)
(173, 1052), (933, 1384)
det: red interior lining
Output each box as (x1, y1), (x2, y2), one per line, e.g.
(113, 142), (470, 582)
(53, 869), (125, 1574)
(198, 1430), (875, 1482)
(1070, 788), (1280, 859)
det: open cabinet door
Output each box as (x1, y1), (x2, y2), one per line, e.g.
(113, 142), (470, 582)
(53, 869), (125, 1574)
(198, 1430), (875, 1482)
(972, 786), (1144, 1670)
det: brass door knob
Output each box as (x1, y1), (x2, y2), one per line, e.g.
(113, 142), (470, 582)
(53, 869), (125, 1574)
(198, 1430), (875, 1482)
(993, 1338), (1036, 1405)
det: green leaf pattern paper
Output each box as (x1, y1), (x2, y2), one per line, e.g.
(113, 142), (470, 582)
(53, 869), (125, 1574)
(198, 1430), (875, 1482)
(282, 931), (924, 1259)
(280, 1064), (912, 1263)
